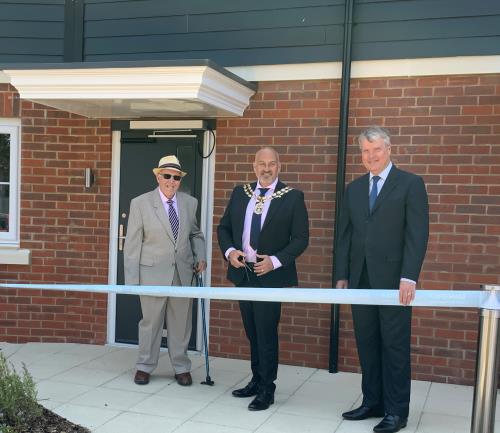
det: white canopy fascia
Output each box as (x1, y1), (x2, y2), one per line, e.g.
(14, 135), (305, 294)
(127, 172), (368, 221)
(3, 63), (255, 119)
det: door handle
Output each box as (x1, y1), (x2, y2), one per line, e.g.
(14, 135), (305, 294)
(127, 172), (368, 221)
(118, 224), (126, 251)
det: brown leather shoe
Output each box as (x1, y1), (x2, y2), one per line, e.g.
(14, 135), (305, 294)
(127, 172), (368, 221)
(175, 372), (193, 386)
(134, 370), (150, 385)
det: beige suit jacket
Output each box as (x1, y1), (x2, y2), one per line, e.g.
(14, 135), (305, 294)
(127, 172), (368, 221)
(124, 188), (206, 287)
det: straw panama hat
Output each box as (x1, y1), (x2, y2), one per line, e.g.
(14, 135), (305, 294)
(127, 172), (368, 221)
(152, 155), (187, 177)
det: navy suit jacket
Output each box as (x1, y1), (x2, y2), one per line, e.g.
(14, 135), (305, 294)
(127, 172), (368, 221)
(335, 166), (429, 289)
(218, 180), (309, 288)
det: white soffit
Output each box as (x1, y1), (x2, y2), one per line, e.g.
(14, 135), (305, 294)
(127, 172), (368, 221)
(228, 55), (500, 81)
(2, 64), (256, 119)
(0, 71), (10, 83)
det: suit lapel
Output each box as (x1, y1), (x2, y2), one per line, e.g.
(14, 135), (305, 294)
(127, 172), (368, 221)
(352, 173), (370, 217)
(261, 180), (287, 231)
(176, 193), (187, 242)
(152, 189), (176, 243)
(236, 182), (254, 237)
(371, 166), (399, 214)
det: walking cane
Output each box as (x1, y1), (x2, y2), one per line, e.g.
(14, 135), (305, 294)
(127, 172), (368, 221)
(195, 272), (214, 386)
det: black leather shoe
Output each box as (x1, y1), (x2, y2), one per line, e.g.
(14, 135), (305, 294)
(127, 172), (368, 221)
(248, 390), (274, 411)
(373, 414), (407, 433)
(232, 380), (259, 398)
(342, 405), (385, 420)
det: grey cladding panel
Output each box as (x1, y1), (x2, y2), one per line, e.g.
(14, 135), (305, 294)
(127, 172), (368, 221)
(0, 38), (63, 55)
(2, 0), (498, 66)
(354, 16), (500, 42)
(0, 0), (64, 2)
(0, 0), (64, 62)
(353, 36), (500, 61)
(351, 0), (500, 61)
(82, 0), (346, 66)
(84, 44), (341, 66)
(0, 22), (64, 38)
(85, 15), (188, 38)
(85, 26), (340, 55)
(0, 54), (63, 62)
(84, 0), (342, 20)
(187, 5), (345, 32)
(355, 0), (500, 23)
(0, 2), (64, 20)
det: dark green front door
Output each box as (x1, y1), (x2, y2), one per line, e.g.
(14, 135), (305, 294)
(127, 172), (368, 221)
(115, 130), (203, 349)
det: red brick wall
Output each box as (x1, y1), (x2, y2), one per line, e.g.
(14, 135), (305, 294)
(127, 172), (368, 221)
(211, 80), (339, 367)
(0, 84), (111, 344)
(1, 72), (499, 385)
(210, 74), (500, 385)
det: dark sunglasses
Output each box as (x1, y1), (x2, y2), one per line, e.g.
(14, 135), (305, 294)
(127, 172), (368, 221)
(161, 173), (182, 181)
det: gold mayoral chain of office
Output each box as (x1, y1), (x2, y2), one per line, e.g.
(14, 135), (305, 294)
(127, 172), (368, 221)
(243, 184), (293, 215)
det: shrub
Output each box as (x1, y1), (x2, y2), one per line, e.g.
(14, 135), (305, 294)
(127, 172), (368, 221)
(0, 352), (42, 430)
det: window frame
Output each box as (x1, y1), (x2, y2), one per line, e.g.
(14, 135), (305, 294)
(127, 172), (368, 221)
(0, 118), (20, 245)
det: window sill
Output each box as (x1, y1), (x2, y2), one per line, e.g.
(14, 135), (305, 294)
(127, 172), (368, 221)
(0, 248), (31, 265)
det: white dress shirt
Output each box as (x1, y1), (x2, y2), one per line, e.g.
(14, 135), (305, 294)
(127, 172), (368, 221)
(369, 161), (392, 197)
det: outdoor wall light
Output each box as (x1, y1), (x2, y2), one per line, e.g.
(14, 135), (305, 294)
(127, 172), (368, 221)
(84, 168), (95, 189)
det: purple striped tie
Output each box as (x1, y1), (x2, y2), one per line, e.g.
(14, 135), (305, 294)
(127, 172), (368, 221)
(167, 200), (179, 240)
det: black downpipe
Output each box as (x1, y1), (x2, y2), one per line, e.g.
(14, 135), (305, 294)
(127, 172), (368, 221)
(63, 0), (84, 62)
(329, 0), (354, 373)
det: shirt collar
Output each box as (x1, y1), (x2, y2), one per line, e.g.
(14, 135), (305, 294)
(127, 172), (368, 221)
(256, 177), (278, 193)
(370, 161), (393, 182)
(159, 188), (176, 203)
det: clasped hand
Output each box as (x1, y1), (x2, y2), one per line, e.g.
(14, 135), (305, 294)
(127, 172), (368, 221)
(194, 260), (207, 274)
(228, 250), (274, 276)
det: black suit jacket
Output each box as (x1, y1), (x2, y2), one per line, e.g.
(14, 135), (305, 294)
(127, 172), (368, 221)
(218, 180), (309, 288)
(335, 166), (429, 289)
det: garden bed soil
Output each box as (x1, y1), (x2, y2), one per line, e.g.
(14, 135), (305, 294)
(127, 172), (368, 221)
(8, 405), (90, 433)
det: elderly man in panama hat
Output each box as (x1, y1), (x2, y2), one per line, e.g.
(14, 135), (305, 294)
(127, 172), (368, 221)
(124, 155), (206, 386)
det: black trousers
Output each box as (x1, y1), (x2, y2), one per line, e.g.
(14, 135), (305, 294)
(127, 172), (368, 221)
(237, 266), (281, 392)
(351, 264), (412, 418)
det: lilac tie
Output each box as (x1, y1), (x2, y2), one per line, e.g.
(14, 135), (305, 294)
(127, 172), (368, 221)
(167, 200), (179, 240)
(249, 188), (269, 251)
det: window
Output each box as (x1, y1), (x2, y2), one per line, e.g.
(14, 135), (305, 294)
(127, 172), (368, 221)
(0, 119), (20, 245)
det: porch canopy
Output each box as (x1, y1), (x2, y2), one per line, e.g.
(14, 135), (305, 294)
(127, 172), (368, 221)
(1, 60), (256, 119)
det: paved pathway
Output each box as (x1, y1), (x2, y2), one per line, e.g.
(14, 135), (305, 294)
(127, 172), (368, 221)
(1, 342), (497, 433)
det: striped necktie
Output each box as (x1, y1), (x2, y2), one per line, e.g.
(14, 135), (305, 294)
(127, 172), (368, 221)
(167, 199), (179, 240)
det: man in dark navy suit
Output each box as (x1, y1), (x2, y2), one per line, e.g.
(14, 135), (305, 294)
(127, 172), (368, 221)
(335, 127), (429, 433)
(218, 147), (309, 411)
